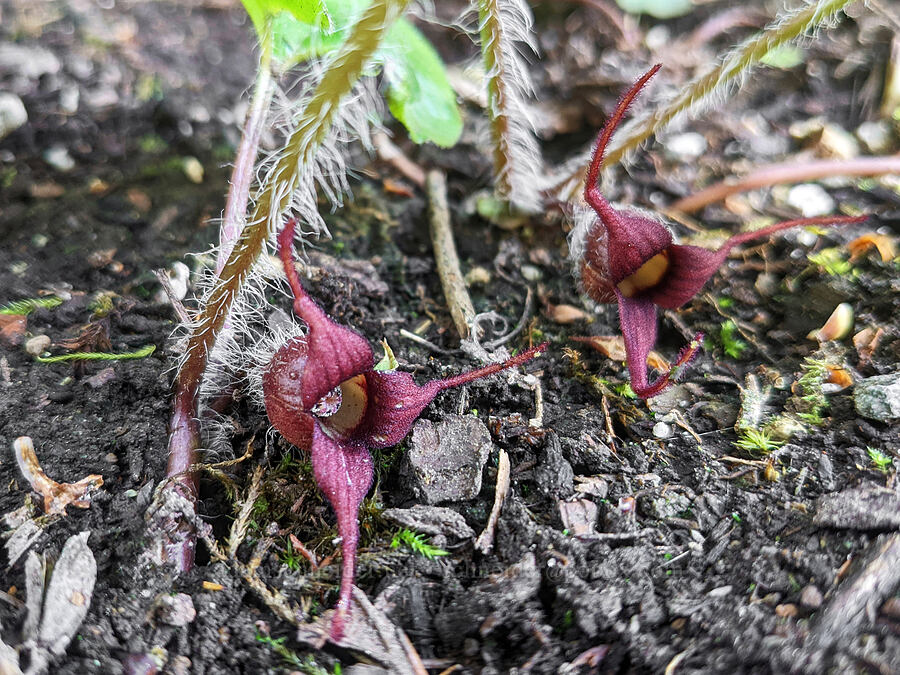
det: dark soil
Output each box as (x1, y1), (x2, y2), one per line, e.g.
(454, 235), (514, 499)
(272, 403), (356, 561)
(2, 1), (899, 674)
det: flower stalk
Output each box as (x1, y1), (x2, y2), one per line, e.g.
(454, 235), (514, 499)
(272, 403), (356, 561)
(161, 0), (411, 573)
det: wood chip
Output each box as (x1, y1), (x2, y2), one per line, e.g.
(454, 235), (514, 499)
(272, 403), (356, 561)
(474, 449), (511, 554)
(13, 437), (103, 516)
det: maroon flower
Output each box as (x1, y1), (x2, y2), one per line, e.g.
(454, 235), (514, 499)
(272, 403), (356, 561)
(263, 219), (546, 638)
(579, 64), (866, 398)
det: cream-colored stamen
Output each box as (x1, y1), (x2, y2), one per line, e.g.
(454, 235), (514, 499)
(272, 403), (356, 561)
(616, 251), (669, 298)
(319, 374), (368, 436)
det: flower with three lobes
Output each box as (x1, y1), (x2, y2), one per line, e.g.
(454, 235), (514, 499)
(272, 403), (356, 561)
(579, 64), (866, 398)
(263, 219), (546, 638)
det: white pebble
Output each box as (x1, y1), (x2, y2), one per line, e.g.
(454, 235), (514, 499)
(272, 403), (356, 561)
(787, 184), (834, 218)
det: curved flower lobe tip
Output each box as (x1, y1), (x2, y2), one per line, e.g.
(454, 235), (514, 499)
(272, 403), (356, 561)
(579, 65), (868, 399)
(263, 218), (547, 639)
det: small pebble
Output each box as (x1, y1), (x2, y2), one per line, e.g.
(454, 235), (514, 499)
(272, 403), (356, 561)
(799, 585), (823, 609)
(24, 335), (51, 357)
(154, 593), (196, 627)
(787, 184), (834, 218)
(464, 266), (491, 286)
(0, 92), (28, 140)
(856, 120), (893, 154)
(44, 145), (75, 172)
(520, 264), (542, 282)
(182, 156), (204, 184)
(663, 132), (707, 162)
(652, 422), (672, 439)
(775, 603), (799, 618)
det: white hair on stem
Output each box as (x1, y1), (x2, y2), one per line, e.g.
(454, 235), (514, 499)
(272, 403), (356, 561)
(465, 0), (543, 213)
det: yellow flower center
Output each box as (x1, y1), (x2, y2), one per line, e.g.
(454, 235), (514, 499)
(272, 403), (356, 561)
(616, 251), (669, 298)
(317, 374), (368, 436)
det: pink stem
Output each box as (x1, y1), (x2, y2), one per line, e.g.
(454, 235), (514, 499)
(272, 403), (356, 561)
(672, 156), (900, 214)
(439, 342), (548, 390)
(584, 64), (661, 217)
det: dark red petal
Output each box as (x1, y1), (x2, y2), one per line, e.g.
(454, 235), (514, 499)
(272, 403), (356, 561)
(310, 423), (373, 641)
(277, 220), (374, 409)
(645, 215), (868, 310)
(615, 290), (702, 398)
(262, 336), (316, 450)
(604, 208), (673, 284)
(644, 244), (725, 309)
(357, 343), (548, 449)
(358, 371), (443, 449)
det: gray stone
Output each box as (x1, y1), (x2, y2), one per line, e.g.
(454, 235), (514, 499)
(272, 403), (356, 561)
(854, 372), (900, 421)
(404, 414), (493, 504)
(652, 422), (672, 439)
(381, 504), (475, 540)
(534, 433), (574, 498)
(24, 335), (50, 357)
(799, 585), (823, 609)
(813, 487), (900, 531)
(639, 492), (692, 520)
(0, 93), (27, 140)
(153, 592), (196, 627)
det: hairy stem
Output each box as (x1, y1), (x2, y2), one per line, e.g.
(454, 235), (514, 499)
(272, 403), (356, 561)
(553, 0), (857, 200)
(162, 0), (410, 573)
(477, 0), (541, 213)
(672, 155), (900, 213)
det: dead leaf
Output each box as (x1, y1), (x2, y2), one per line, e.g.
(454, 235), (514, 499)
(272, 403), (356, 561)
(825, 366), (853, 390)
(559, 499), (598, 537)
(296, 587), (428, 675)
(572, 335), (670, 371)
(126, 188), (152, 213)
(0, 314), (27, 346)
(29, 182), (64, 199)
(13, 437), (103, 516)
(853, 326), (884, 367)
(547, 304), (589, 324)
(382, 178), (414, 197)
(847, 233), (896, 262)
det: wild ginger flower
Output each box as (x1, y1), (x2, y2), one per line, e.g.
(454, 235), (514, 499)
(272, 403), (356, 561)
(263, 219), (546, 638)
(577, 64), (866, 398)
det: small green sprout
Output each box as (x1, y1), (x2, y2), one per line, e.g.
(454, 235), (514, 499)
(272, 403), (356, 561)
(794, 357), (830, 425)
(614, 382), (637, 399)
(255, 632), (337, 673)
(731, 512), (742, 523)
(867, 447), (894, 473)
(734, 428), (784, 454)
(390, 529), (448, 559)
(279, 540), (303, 571)
(719, 320), (748, 359)
(0, 296), (62, 315)
(807, 248), (854, 277)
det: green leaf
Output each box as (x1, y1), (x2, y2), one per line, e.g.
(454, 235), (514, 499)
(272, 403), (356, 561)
(241, 0), (460, 146)
(381, 19), (462, 147)
(241, 0), (327, 42)
(373, 338), (398, 371)
(615, 0), (693, 20)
